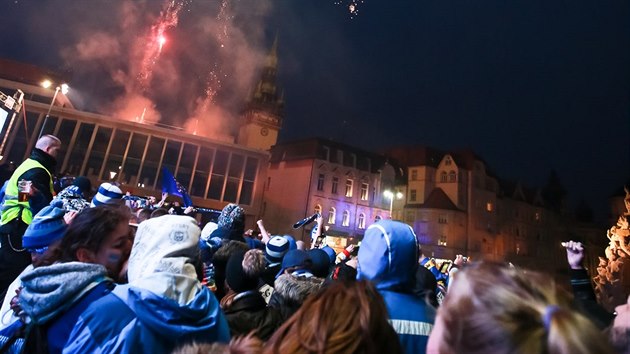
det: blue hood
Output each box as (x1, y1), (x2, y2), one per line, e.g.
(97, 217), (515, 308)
(357, 220), (419, 291)
(120, 283), (228, 341)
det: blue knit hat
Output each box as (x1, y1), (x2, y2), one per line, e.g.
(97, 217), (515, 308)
(217, 203), (245, 230)
(91, 182), (123, 207)
(265, 236), (290, 265)
(23, 201), (68, 250)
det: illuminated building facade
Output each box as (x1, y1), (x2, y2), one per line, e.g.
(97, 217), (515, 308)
(388, 146), (605, 277)
(262, 138), (401, 247)
(0, 58), (271, 223)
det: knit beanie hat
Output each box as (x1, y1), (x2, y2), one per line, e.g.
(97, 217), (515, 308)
(72, 176), (92, 197)
(90, 182), (123, 207)
(23, 201), (68, 249)
(265, 236), (290, 265)
(217, 203), (245, 230)
(226, 251), (263, 293)
(307, 249), (331, 278)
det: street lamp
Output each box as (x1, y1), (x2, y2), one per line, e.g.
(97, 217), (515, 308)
(383, 189), (404, 219)
(38, 81), (69, 139)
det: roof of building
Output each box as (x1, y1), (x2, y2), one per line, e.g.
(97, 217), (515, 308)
(0, 58), (71, 87)
(405, 187), (461, 211)
(497, 178), (544, 205)
(270, 137), (391, 174)
(385, 145), (498, 178)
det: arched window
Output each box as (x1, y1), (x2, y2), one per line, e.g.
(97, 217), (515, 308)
(314, 204), (322, 215)
(358, 213), (366, 229)
(440, 171), (447, 182)
(328, 207), (336, 224)
(342, 210), (350, 227)
(448, 170), (456, 182)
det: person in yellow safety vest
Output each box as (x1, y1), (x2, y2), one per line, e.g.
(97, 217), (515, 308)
(0, 135), (61, 300)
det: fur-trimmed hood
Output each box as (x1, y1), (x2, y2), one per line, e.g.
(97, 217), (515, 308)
(273, 273), (324, 304)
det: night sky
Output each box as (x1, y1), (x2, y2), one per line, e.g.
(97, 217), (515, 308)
(1, 0), (628, 222)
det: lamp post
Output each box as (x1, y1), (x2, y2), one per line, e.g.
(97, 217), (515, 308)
(38, 81), (69, 139)
(383, 189), (404, 219)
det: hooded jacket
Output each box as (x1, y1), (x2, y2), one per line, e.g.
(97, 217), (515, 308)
(357, 220), (436, 354)
(63, 215), (230, 354)
(19, 262), (113, 354)
(63, 276), (230, 354)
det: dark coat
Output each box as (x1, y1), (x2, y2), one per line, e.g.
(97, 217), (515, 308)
(223, 291), (282, 340)
(19, 148), (57, 216)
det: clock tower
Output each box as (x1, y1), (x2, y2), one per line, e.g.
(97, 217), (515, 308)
(237, 36), (284, 151)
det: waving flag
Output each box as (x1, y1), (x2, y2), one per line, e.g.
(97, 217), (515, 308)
(161, 167), (193, 207)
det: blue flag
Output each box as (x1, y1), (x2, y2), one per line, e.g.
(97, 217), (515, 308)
(161, 167), (194, 207)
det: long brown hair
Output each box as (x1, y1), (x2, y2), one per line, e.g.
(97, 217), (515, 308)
(264, 280), (402, 354)
(50, 205), (130, 263)
(432, 261), (615, 354)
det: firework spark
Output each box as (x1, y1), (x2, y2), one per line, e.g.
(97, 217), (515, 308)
(334, 0), (364, 19)
(158, 34), (166, 52)
(137, 0), (189, 91)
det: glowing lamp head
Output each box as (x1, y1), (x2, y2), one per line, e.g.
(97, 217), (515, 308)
(41, 80), (52, 89)
(158, 35), (166, 46)
(60, 84), (69, 95)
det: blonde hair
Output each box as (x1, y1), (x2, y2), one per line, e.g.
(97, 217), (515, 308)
(432, 262), (614, 354)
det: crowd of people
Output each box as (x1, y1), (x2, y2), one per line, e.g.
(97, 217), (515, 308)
(0, 135), (627, 353)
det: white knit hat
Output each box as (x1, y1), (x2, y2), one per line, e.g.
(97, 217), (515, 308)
(90, 182), (123, 207)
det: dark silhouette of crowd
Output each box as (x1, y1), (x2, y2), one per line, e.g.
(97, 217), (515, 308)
(0, 135), (626, 353)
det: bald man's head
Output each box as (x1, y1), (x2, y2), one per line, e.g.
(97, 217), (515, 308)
(35, 135), (61, 159)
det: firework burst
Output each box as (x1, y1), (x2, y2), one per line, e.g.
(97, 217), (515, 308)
(334, 0), (364, 19)
(137, 0), (190, 91)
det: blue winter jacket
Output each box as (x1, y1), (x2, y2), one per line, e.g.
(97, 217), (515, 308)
(63, 282), (230, 354)
(357, 220), (436, 354)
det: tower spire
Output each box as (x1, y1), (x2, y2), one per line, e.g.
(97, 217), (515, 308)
(236, 35), (284, 151)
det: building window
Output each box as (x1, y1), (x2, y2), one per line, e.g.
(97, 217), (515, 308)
(486, 202), (493, 212)
(440, 171), (447, 182)
(411, 169), (418, 181)
(438, 215), (447, 224)
(358, 213), (366, 229)
(535, 211), (541, 221)
(328, 207), (336, 224)
(445, 156), (452, 166)
(410, 189), (417, 202)
(345, 179), (353, 197)
(438, 235), (447, 246)
(342, 210), (350, 227)
(448, 170), (456, 182)
(317, 173), (325, 191)
(332, 177), (338, 194)
(360, 182), (368, 200)
(314, 204), (322, 215)
(374, 215), (382, 222)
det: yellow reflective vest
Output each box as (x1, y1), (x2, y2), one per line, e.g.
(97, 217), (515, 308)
(0, 159), (54, 225)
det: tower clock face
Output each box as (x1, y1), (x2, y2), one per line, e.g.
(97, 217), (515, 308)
(260, 127), (269, 136)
